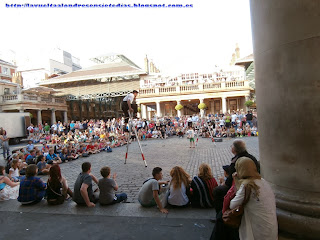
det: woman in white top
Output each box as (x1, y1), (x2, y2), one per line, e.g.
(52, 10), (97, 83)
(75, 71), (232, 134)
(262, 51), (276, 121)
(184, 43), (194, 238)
(168, 166), (190, 207)
(8, 159), (21, 182)
(0, 166), (20, 201)
(230, 157), (278, 240)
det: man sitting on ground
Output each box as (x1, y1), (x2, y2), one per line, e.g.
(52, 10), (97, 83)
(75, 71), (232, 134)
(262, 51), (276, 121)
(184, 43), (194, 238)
(138, 167), (169, 214)
(73, 162), (99, 207)
(18, 164), (46, 205)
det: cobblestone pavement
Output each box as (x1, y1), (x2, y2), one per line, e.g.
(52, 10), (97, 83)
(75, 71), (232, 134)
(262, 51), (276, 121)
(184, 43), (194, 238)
(1, 137), (259, 203)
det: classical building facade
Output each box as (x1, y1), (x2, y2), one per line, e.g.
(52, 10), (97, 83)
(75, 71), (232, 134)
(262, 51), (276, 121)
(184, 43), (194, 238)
(39, 54), (148, 120)
(39, 53), (253, 120)
(0, 82), (68, 125)
(137, 66), (252, 119)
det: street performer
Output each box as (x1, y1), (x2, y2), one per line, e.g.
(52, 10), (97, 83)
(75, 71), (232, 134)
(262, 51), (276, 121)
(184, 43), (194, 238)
(122, 90), (139, 129)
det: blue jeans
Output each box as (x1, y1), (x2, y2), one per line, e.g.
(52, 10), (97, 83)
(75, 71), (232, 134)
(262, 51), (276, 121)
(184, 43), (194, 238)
(2, 146), (10, 159)
(247, 120), (253, 128)
(113, 193), (127, 203)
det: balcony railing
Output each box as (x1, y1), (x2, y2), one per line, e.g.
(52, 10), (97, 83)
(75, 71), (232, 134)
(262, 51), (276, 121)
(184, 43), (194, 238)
(225, 81), (245, 88)
(139, 88), (155, 95)
(2, 94), (18, 101)
(139, 80), (250, 96)
(0, 93), (66, 105)
(180, 85), (199, 91)
(159, 86), (176, 93)
(24, 94), (38, 101)
(203, 83), (221, 89)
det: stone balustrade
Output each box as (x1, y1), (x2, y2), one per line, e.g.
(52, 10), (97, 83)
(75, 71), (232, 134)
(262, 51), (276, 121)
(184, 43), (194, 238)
(2, 94), (18, 101)
(139, 80), (250, 96)
(0, 93), (66, 104)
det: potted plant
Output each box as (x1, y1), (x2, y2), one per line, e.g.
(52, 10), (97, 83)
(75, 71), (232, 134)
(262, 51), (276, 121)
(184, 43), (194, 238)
(175, 104), (183, 111)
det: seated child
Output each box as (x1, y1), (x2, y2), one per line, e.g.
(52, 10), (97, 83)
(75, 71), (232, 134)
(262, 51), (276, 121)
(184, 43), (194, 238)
(229, 126), (236, 138)
(25, 150), (37, 165)
(152, 129), (159, 138)
(77, 144), (89, 157)
(98, 166), (127, 205)
(86, 141), (98, 154)
(18, 164), (46, 204)
(98, 140), (107, 151)
(43, 147), (49, 157)
(146, 129), (152, 138)
(42, 143), (50, 154)
(67, 145), (79, 160)
(26, 140), (34, 153)
(46, 148), (62, 164)
(237, 127), (243, 137)
(177, 129), (184, 138)
(219, 165), (230, 185)
(45, 134), (51, 143)
(251, 126), (257, 136)
(37, 155), (51, 175)
(93, 142), (101, 153)
(9, 159), (21, 182)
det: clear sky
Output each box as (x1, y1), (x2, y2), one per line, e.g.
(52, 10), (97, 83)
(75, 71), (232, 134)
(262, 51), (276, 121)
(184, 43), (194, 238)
(0, 0), (253, 75)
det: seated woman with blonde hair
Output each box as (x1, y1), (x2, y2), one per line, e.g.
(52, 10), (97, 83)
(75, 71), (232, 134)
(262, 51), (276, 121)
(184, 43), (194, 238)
(230, 157), (277, 240)
(167, 166), (191, 207)
(190, 163), (218, 208)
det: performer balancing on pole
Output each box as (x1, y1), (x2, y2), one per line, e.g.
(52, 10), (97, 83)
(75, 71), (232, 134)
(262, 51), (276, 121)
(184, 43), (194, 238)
(122, 90), (147, 167)
(122, 90), (139, 131)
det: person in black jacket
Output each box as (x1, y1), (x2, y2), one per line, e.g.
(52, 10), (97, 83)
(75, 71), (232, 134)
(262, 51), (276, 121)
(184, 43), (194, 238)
(210, 140), (260, 240)
(246, 111), (253, 127)
(225, 140), (260, 189)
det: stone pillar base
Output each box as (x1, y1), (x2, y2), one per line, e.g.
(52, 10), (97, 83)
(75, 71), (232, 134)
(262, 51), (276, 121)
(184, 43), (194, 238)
(277, 209), (320, 239)
(270, 183), (320, 239)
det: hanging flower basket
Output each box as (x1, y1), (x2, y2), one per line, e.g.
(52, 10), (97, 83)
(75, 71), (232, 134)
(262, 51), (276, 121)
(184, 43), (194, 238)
(175, 104), (183, 111)
(198, 103), (207, 110)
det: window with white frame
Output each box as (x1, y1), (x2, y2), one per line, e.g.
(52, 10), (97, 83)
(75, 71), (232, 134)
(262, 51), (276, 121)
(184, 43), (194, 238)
(4, 88), (10, 95)
(2, 67), (9, 75)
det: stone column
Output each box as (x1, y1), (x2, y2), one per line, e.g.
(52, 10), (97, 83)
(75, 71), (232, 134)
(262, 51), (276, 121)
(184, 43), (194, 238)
(199, 98), (204, 118)
(245, 95), (250, 111)
(63, 111), (68, 123)
(37, 110), (42, 125)
(211, 100), (215, 114)
(250, 0), (320, 238)
(176, 100), (181, 118)
(141, 104), (147, 119)
(221, 96), (227, 114)
(227, 98), (230, 113)
(79, 100), (83, 120)
(51, 109), (56, 125)
(69, 101), (74, 120)
(156, 101), (161, 117)
(236, 98), (239, 111)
